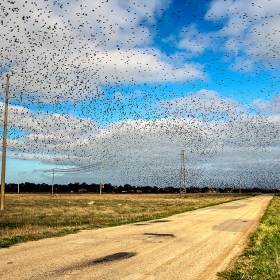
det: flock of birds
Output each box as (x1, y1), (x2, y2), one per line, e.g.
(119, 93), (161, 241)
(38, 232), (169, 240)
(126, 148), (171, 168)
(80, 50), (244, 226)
(0, 0), (279, 188)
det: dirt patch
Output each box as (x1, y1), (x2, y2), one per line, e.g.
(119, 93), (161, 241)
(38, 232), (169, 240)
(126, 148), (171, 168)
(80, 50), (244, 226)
(213, 219), (257, 232)
(215, 204), (246, 209)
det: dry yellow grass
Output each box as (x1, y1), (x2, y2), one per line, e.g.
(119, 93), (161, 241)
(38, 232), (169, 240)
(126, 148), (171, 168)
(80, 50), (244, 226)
(0, 193), (250, 248)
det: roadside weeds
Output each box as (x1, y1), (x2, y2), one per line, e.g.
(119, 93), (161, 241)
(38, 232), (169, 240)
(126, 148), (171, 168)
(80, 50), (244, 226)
(217, 195), (280, 280)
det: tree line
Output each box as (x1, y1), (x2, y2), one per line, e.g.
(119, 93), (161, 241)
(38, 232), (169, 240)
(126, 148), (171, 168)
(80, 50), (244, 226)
(4, 182), (278, 194)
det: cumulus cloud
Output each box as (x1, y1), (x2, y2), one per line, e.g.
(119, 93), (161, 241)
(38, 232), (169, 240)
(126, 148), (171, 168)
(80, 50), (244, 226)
(1, 0), (204, 105)
(252, 93), (280, 114)
(206, 0), (280, 70)
(178, 25), (213, 57)
(158, 89), (246, 119)
(229, 58), (254, 72)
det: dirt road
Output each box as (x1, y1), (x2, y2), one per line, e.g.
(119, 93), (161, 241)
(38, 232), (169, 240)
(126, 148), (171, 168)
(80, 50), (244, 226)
(0, 195), (272, 280)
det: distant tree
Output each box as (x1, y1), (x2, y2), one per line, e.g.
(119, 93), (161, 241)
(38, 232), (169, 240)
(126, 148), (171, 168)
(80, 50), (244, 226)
(24, 182), (37, 192)
(124, 184), (132, 191)
(104, 183), (112, 192)
(89, 183), (99, 193)
(6, 184), (17, 192)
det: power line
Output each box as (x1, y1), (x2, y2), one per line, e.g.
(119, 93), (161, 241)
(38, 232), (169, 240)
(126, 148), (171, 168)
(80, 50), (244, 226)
(43, 163), (100, 174)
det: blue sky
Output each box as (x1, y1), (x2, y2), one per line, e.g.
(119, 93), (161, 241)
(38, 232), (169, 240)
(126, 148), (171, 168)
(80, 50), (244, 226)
(0, 0), (280, 188)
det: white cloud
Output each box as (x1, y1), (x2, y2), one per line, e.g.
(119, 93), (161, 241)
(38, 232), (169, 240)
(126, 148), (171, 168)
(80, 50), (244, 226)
(229, 58), (254, 72)
(1, 0), (205, 105)
(158, 89), (246, 119)
(206, 0), (280, 70)
(178, 25), (212, 57)
(252, 93), (280, 114)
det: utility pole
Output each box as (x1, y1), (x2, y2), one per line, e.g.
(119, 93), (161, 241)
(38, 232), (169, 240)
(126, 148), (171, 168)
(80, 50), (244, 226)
(100, 162), (103, 196)
(18, 173), (20, 194)
(239, 177), (242, 194)
(52, 169), (54, 195)
(1, 74), (10, 210)
(180, 150), (186, 196)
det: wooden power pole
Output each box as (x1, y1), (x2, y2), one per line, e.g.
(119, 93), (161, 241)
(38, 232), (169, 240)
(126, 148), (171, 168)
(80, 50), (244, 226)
(180, 150), (186, 196)
(100, 162), (103, 196)
(52, 169), (54, 195)
(1, 74), (10, 210)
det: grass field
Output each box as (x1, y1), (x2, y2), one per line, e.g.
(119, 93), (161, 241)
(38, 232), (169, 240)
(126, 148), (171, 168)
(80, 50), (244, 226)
(0, 193), (250, 248)
(218, 194), (280, 280)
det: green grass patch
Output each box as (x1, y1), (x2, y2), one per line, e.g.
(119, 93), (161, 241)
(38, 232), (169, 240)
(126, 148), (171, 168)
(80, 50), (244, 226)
(0, 193), (251, 248)
(217, 195), (280, 280)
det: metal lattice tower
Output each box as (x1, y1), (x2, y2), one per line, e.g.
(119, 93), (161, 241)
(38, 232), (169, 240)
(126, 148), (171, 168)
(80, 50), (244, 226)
(180, 150), (186, 194)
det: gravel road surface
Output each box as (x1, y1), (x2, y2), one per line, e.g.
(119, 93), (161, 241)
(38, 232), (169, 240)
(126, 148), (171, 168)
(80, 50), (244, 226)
(0, 195), (272, 280)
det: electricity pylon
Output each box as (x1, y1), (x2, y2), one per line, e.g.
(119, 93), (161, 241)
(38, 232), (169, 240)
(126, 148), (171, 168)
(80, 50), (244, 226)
(180, 150), (186, 195)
